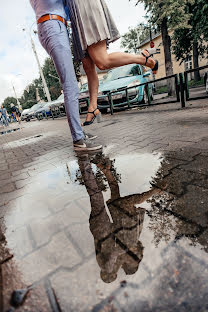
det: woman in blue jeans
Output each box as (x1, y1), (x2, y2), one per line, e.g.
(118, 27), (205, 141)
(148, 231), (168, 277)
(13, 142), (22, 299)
(65, 0), (158, 126)
(0, 105), (9, 127)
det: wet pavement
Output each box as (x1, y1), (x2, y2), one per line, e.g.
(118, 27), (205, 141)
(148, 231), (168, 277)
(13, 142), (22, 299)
(0, 126), (21, 136)
(0, 99), (208, 311)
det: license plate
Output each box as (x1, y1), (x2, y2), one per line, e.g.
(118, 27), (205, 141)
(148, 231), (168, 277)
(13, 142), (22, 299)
(112, 93), (123, 100)
(80, 102), (87, 107)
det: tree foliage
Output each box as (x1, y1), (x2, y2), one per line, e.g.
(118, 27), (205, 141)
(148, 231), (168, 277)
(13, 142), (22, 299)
(1, 50), (81, 110)
(121, 23), (150, 53)
(42, 58), (62, 100)
(2, 97), (17, 114)
(173, 0), (208, 63)
(134, 0), (193, 30)
(131, 0), (195, 93)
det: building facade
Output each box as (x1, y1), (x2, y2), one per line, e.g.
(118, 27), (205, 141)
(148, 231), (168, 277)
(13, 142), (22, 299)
(138, 32), (207, 80)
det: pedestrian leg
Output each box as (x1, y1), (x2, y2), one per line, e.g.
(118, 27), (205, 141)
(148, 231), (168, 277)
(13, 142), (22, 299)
(38, 20), (84, 142)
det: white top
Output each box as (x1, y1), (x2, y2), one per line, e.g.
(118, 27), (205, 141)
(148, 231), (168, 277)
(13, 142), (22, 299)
(30, 0), (66, 19)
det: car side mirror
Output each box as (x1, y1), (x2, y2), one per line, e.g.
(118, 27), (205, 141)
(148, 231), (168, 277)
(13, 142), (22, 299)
(143, 72), (151, 77)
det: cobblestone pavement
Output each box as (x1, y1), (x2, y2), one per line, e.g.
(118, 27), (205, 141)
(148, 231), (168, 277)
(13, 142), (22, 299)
(0, 98), (208, 311)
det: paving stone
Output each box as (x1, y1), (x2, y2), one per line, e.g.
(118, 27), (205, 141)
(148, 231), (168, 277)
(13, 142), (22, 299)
(6, 225), (34, 258)
(0, 172), (12, 180)
(12, 172), (29, 181)
(15, 178), (32, 189)
(67, 222), (95, 257)
(75, 196), (92, 215)
(179, 154), (208, 175)
(30, 202), (88, 247)
(0, 182), (16, 194)
(0, 189), (25, 207)
(154, 167), (203, 196)
(5, 195), (51, 230)
(17, 232), (82, 284)
(164, 147), (201, 161)
(50, 258), (128, 312)
(169, 184), (208, 228)
(28, 164), (56, 177)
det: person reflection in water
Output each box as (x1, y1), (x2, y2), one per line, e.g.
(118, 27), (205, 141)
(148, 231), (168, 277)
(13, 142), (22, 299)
(77, 154), (162, 283)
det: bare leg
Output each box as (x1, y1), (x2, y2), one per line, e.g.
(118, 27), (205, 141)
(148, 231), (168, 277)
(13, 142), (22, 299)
(82, 56), (100, 122)
(88, 40), (156, 71)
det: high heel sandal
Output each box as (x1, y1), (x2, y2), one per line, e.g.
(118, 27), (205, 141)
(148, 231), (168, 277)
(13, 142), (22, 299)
(82, 108), (102, 126)
(141, 49), (159, 74)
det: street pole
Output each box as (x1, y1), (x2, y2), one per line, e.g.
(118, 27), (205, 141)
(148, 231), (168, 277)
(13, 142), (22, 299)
(30, 36), (51, 102)
(11, 82), (20, 106)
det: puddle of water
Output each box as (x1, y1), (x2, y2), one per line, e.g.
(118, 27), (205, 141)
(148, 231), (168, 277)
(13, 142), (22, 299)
(0, 127), (20, 135)
(3, 151), (208, 311)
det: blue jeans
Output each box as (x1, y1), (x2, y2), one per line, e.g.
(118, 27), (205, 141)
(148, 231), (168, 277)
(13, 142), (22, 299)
(1, 115), (9, 127)
(38, 19), (84, 142)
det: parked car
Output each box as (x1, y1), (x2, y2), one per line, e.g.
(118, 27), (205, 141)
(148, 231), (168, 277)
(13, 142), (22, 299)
(97, 64), (154, 113)
(35, 102), (52, 119)
(79, 83), (90, 113)
(49, 94), (65, 117)
(21, 108), (31, 121)
(26, 103), (46, 121)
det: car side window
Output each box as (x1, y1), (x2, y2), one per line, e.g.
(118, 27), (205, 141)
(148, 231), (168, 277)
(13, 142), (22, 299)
(130, 65), (142, 76)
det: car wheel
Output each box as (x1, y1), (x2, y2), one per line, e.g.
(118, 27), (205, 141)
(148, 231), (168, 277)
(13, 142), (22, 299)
(142, 88), (148, 104)
(99, 108), (108, 114)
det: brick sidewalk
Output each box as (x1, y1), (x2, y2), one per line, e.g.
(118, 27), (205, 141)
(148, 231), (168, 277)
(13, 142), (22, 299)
(0, 98), (208, 311)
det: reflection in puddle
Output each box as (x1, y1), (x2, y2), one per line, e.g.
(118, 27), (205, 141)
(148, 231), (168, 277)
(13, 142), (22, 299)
(3, 151), (208, 311)
(76, 154), (165, 283)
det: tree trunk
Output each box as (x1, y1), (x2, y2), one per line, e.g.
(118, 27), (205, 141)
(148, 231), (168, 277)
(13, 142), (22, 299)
(161, 18), (174, 95)
(193, 40), (200, 81)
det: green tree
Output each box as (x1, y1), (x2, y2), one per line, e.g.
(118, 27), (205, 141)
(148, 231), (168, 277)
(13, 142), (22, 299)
(42, 58), (62, 100)
(132, 0), (193, 94)
(121, 24), (150, 53)
(2, 35), (81, 110)
(2, 97), (17, 113)
(19, 78), (46, 110)
(173, 0), (208, 81)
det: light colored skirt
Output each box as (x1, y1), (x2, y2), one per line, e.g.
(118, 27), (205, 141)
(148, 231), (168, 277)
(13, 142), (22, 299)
(66, 0), (120, 61)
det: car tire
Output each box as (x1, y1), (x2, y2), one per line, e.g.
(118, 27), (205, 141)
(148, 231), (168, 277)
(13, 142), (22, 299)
(141, 88), (148, 104)
(99, 108), (108, 114)
(151, 89), (154, 101)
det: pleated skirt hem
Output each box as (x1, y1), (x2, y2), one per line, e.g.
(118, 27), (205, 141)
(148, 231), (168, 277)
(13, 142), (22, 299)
(67, 0), (120, 62)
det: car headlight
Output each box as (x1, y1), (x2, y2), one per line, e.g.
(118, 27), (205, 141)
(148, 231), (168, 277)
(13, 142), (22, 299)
(128, 80), (140, 88)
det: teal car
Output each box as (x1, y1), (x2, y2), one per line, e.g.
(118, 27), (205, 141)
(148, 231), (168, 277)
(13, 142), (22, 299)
(97, 64), (154, 112)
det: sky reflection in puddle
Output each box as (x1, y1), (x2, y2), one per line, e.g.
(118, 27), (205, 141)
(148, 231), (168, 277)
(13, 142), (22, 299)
(3, 151), (208, 311)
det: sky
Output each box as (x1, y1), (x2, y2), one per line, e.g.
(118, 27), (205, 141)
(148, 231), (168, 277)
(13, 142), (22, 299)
(0, 0), (146, 103)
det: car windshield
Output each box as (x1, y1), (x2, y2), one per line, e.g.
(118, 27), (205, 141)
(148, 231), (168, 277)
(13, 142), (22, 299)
(31, 103), (43, 110)
(103, 65), (141, 82)
(80, 83), (88, 92)
(22, 109), (30, 114)
(43, 102), (49, 107)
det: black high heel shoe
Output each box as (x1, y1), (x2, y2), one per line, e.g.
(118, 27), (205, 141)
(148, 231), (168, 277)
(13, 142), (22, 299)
(141, 49), (159, 74)
(83, 108), (102, 126)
